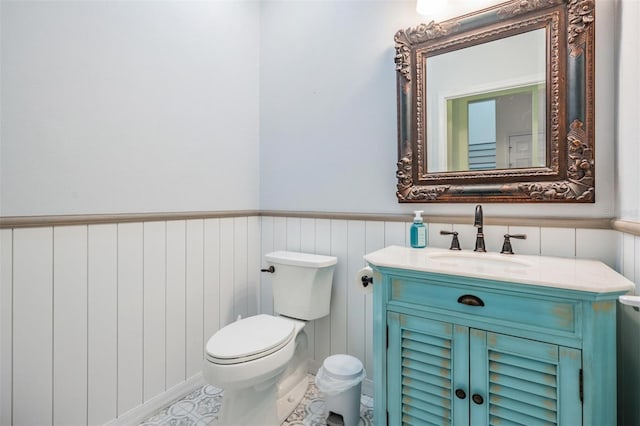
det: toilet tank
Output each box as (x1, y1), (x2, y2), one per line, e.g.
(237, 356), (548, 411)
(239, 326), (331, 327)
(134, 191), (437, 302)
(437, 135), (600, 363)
(264, 251), (337, 320)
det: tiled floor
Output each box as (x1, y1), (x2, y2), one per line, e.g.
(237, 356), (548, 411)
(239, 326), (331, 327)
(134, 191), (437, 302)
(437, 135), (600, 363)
(140, 375), (374, 426)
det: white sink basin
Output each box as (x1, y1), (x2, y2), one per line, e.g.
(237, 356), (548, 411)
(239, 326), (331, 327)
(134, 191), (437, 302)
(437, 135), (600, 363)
(364, 245), (635, 293)
(426, 251), (532, 270)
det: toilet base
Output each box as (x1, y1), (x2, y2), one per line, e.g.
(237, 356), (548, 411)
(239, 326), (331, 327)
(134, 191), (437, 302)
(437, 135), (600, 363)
(218, 383), (279, 426)
(276, 372), (309, 423)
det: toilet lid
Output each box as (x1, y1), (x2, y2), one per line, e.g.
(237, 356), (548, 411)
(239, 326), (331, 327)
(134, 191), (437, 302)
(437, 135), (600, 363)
(206, 314), (295, 364)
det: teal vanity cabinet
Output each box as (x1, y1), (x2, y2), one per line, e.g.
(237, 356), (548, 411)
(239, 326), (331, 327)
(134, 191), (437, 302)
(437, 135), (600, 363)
(364, 246), (635, 426)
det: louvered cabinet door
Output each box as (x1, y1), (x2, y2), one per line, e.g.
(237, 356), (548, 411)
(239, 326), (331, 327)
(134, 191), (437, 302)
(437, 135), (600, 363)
(387, 312), (470, 426)
(469, 330), (583, 426)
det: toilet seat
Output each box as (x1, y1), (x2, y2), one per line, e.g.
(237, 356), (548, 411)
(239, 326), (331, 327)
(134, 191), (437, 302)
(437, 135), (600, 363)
(206, 314), (295, 365)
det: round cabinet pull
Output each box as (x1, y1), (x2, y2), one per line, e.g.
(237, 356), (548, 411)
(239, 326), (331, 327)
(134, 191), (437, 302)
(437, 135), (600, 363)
(457, 294), (485, 307)
(455, 389), (466, 399)
(472, 394), (484, 405)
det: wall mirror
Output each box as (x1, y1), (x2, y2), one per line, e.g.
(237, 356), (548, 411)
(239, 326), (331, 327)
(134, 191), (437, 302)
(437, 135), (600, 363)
(395, 0), (595, 202)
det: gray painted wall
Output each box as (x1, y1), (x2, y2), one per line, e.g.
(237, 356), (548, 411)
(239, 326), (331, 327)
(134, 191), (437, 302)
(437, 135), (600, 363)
(2, 1), (631, 221)
(259, 0), (618, 219)
(1, 1), (260, 216)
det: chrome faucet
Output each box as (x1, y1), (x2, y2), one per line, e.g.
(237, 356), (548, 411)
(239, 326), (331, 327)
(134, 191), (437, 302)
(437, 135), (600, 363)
(473, 205), (486, 252)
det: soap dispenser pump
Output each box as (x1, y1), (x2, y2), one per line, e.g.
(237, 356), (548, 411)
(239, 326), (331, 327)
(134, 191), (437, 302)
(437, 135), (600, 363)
(410, 210), (427, 248)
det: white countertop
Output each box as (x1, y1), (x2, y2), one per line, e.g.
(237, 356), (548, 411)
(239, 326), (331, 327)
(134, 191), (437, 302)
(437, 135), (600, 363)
(364, 246), (635, 294)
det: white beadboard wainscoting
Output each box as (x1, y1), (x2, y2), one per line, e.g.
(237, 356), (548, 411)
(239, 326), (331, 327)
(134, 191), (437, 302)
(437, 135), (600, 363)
(1, 214), (639, 425)
(0, 217), (262, 426)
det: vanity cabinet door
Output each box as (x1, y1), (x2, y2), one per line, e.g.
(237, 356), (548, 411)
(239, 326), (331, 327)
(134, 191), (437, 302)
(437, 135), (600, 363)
(469, 330), (583, 426)
(387, 312), (470, 425)
(387, 312), (583, 425)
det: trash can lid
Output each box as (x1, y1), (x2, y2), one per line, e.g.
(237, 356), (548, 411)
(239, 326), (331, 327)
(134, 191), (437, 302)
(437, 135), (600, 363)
(322, 354), (363, 380)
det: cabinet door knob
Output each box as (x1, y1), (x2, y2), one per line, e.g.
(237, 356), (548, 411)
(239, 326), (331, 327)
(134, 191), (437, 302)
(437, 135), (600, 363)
(455, 389), (466, 399)
(472, 394), (484, 405)
(457, 294), (485, 307)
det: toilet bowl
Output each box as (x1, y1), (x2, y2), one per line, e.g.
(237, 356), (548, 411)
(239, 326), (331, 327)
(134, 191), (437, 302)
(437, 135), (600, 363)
(204, 314), (307, 425)
(203, 251), (337, 426)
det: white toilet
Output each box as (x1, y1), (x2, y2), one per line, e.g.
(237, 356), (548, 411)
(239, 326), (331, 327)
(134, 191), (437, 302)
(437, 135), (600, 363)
(203, 251), (337, 426)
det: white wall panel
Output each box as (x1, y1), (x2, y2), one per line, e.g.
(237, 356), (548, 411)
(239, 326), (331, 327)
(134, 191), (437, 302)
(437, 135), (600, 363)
(330, 220), (348, 355)
(384, 221), (406, 247)
(247, 216), (261, 317)
(365, 221), (385, 254)
(540, 227), (576, 258)
(576, 228), (620, 269)
(0, 229), (12, 426)
(53, 226), (88, 426)
(260, 217), (275, 315)
(12, 227), (53, 426)
(405, 223), (412, 247)
(299, 218), (317, 360)
(428, 223), (453, 249)
(166, 221), (186, 388)
(203, 219), (221, 343)
(286, 217), (301, 252)
(273, 217), (287, 252)
(622, 233), (636, 283)
(143, 222), (166, 401)
(117, 223), (143, 415)
(186, 220), (205, 378)
(483, 225), (509, 253)
(314, 219), (332, 363)
(300, 219), (316, 254)
(347, 221), (366, 366)
(219, 218), (235, 327)
(507, 226), (541, 255)
(87, 224), (118, 425)
(452, 224), (476, 251)
(234, 217), (248, 320)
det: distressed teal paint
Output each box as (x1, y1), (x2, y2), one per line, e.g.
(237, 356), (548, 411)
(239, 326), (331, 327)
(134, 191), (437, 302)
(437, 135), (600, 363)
(372, 265), (624, 425)
(469, 329), (488, 424)
(452, 324), (470, 426)
(372, 270), (388, 425)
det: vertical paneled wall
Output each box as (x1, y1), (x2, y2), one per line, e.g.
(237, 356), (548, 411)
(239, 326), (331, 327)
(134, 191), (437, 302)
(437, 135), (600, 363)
(618, 232), (640, 425)
(1, 215), (636, 425)
(0, 217), (260, 425)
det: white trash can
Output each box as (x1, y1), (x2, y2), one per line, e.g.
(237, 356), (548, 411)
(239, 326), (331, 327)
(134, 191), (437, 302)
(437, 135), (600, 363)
(315, 354), (366, 426)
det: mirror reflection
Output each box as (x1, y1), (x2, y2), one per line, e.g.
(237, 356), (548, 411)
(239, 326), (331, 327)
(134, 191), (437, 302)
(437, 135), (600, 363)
(425, 29), (546, 173)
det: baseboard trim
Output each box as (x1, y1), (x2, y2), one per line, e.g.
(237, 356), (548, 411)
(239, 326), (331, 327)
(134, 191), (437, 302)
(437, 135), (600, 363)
(105, 373), (205, 426)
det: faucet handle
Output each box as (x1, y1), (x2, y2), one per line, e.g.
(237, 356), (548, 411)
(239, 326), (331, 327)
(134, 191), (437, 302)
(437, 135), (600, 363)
(500, 234), (526, 254)
(440, 230), (461, 250)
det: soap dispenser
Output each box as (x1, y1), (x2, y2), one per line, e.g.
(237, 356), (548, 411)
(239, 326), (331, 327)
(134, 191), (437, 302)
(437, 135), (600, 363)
(410, 210), (427, 248)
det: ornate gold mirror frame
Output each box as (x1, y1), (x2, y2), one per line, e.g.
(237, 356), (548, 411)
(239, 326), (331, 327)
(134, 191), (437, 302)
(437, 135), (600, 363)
(395, 0), (594, 203)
